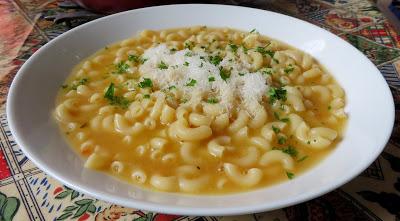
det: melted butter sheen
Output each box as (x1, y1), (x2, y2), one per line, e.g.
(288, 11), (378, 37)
(55, 27), (347, 194)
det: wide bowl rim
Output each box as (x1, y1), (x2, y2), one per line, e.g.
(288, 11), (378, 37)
(6, 3), (395, 216)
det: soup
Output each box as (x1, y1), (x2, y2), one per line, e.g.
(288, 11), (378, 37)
(54, 26), (347, 194)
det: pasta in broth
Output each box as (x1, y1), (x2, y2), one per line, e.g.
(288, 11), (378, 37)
(54, 27), (347, 194)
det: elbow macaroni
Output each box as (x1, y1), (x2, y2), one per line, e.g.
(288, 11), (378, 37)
(55, 27), (347, 194)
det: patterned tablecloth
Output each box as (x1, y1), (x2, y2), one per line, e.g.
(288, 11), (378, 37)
(1, 0), (400, 220)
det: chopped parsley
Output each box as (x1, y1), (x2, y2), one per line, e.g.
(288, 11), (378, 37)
(183, 61), (189, 66)
(280, 117), (290, 123)
(208, 76), (215, 82)
(181, 98), (188, 103)
(262, 68), (273, 75)
(168, 85), (176, 90)
(278, 136), (287, 145)
(241, 44), (249, 54)
(199, 62), (204, 68)
(281, 146), (298, 157)
(219, 68), (230, 81)
(209, 55), (223, 66)
(184, 41), (194, 50)
(229, 44), (238, 53)
(68, 78), (89, 90)
(328, 105), (332, 110)
(170, 48), (177, 52)
(286, 171), (295, 179)
(256, 46), (275, 58)
(184, 51), (192, 57)
(273, 112), (290, 122)
(249, 28), (257, 33)
(143, 94), (150, 99)
(138, 78), (153, 88)
(268, 87), (287, 104)
(238, 72), (246, 76)
(206, 97), (219, 103)
(297, 155), (308, 162)
(185, 78), (197, 87)
(140, 58), (148, 64)
(114, 61), (130, 74)
(272, 125), (280, 133)
(158, 61), (169, 70)
(128, 54), (140, 63)
(273, 112), (280, 120)
(103, 83), (131, 109)
(284, 65), (295, 74)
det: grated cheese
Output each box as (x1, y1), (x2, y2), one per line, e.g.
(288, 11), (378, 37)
(139, 44), (269, 115)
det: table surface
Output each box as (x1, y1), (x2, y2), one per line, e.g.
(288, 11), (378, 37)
(1, 0), (400, 220)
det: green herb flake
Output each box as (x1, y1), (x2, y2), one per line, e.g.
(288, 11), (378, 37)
(219, 68), (230, 81)
(114, 61), (130, 74)
(184, 52), (192, 57)
(250, 28), (257, 33)
(286, 171), (295, 179)
(103, 83), (131, 109)
(229, 44), (238, 53)
(158, 61), (169, 70)
(280, 117), (290, 123)
(140, 58), (148, 64)
(168, 85), (176, 90)
(138, 78), (153, 88)
(128, 54), (140, 63)
(143, 94), (150, 99)
(284, 65), (295, 74)
(199, 62), (204, 68)
(61, 84), (68, 89)
(183, 61), (189, 67)
(274, 112), (280, 120)
(78, 78), (89, 85)
(238, 72), (245, 76)
(170, 48), (177, 52)
(262, 68), (273, 75)
(184, 41), (194, 50)
(298, 155), (308, 162)
(282, 146), (298, 157)
(278, 136), (287, 145)
(268, 87), (287, 104)
(181, 98), (188, 103)
(69, 78), (89, 90)
(208, 76), (215, 82)
(209, 55), (223, 66)
(328, 105), (332, 110)
(185, 78), (197, 87)
(206, 97), (219, 104)
(256, 47), (275, 58)
(272, 125), (280, 134)
(241, 44), (249, 54)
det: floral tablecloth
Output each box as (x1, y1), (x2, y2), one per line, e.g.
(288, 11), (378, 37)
(1, 0), (400, 220)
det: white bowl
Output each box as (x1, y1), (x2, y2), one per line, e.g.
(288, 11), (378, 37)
(7, 4), (394, 216)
